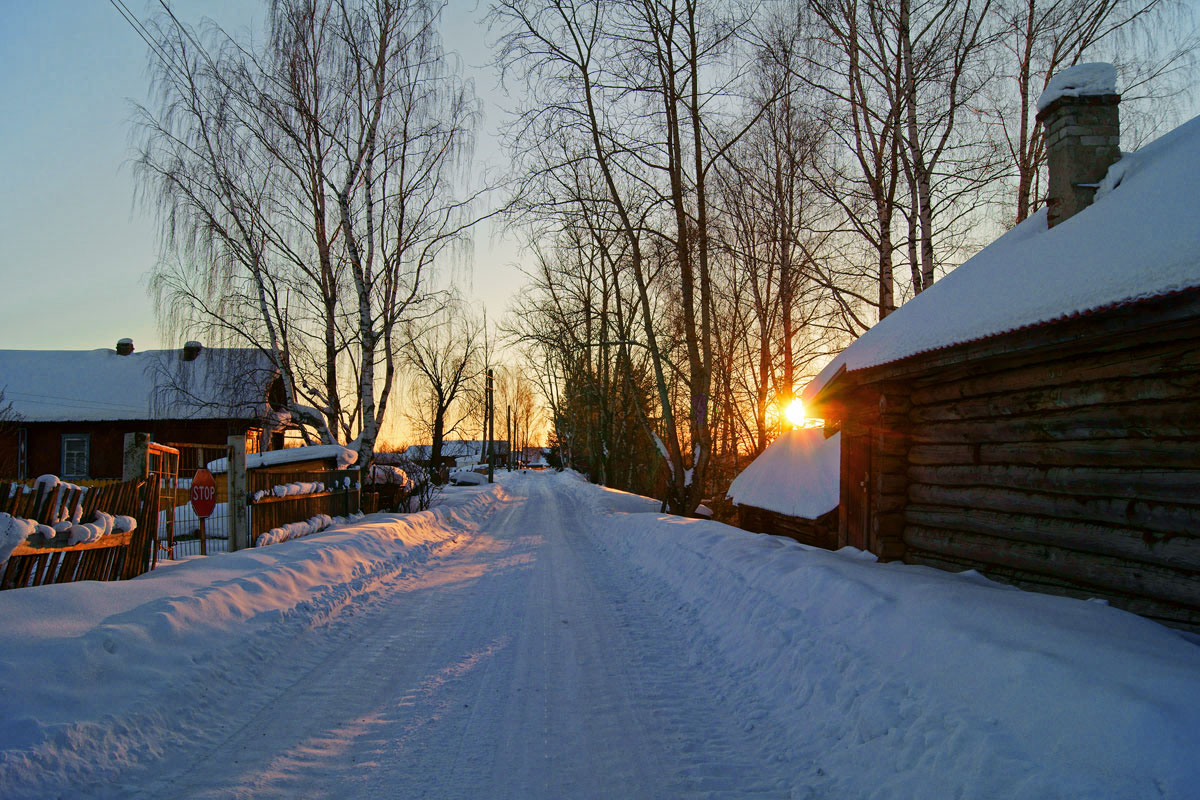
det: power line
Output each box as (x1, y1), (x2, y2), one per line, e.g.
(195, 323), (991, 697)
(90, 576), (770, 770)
(106, 0), (189, 87)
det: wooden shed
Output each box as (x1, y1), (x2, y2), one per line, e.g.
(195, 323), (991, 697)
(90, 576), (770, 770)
(727, 428), (841, 550)
(804, 73), (1200, 631)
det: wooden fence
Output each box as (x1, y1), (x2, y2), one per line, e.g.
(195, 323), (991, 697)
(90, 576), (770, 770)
(248, 469), (361, 544)
(1, 476), (159, 590)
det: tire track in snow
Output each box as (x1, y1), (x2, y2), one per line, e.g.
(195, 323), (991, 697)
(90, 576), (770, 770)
(117, 476), (798, 798)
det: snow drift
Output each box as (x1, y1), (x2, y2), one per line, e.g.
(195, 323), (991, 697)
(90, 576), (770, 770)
(0, 484), (511, 798)
(564, 474), (1200, 799)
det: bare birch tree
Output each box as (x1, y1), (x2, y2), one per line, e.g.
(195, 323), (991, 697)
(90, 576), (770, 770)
(986, 0), (1198, 223)
(136, 0), (481, 464)
(493, 0), (765, 514)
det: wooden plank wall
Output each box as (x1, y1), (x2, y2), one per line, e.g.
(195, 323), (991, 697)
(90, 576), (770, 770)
(248, 469), (362, 541)
(900, 322), (1200, 630)
(738, 505), (838, 551)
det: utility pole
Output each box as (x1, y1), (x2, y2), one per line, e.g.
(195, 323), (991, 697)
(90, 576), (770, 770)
(487, 369), (495, 483)
(507, 404), (512, 471)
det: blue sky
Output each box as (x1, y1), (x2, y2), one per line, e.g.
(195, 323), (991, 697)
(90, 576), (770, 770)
(0, 0), (519, 353)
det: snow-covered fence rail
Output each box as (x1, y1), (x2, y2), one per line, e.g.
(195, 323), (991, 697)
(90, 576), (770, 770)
(248, 469), (361, 547)
(0, 475), (158, 589)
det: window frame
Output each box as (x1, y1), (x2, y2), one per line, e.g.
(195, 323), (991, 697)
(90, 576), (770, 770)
(61, 433), (91, 480)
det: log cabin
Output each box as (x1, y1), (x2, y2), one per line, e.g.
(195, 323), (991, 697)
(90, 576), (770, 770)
(0, 340), (287, 480)
(728, 428), (841, 550)
(802, 64), (1200, 631)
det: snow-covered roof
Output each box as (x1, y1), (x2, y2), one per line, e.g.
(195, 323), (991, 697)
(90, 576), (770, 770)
(805, 112), (1200, 403)
(403, 440), (509, 459)
(0, 346), (278, 422)
(1036, 62), (1118, 111)
(207, 444), (358, 474)
(727, 429), (841, 519)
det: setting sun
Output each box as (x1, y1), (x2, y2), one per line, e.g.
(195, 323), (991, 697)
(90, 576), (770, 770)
(783, 398), (806, 428)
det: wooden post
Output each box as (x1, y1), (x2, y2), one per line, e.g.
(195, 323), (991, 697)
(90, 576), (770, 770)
(487, 369), (495, 483)
(227, 436), (249, 551)
(122, 432), (151, 481)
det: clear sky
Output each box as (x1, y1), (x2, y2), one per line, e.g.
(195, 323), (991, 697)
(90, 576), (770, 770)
(0, 0), (523, 353)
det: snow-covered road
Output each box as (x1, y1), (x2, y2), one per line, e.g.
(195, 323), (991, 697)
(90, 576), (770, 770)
(4, 471), (1200, 799)
(125, 477), (790, 798)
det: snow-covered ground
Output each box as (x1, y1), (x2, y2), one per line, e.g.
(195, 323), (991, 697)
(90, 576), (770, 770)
(0, 472), (1197, 798)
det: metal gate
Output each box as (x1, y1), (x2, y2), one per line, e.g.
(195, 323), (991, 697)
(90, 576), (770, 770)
(160, 442), (234, 559)
(146, 443), (178, 569)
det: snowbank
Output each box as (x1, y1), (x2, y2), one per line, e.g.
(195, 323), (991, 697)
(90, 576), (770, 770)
(207, 444), (358, 473)
(805, 110), (1200, 402)
(727, 429), (840, 519)
(559, 474), (1200, 798)
(0, 485), (511, 798)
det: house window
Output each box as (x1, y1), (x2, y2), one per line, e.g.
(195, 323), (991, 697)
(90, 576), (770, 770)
(61, 434), (90, 480)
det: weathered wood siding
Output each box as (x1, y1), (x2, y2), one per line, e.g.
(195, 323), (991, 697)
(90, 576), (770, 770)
(738, 505), (838, 551)
(836, 391), (908, 561)
(900, 319), (1200, 630)
(1, 419), (258, 480)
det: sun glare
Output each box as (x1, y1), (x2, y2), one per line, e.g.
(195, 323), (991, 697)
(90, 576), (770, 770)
(784, 398), (806, 428)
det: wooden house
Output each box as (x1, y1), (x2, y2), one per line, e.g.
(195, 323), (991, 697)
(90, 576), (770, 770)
(727, 428), (841, 550)
(402, 440), (510, 470)
(0, 340), (286, 480)
(803, 65), (1200, 630)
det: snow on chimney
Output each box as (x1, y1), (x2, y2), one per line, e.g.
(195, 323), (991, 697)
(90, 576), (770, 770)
(116, 338), (134, 356)
(1036, 63), (1121, 228)
(182, 341), (203, 361)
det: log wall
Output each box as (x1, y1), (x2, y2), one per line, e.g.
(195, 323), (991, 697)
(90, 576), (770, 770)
(738, 505), (838, 551)
(898, 318), (1200, 631)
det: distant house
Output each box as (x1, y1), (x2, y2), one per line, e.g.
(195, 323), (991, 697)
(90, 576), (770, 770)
(0, 339), (286, 480)
(803, 65), (1200, 630)
(519, 446), (549, 469)
(727, 428), (841, 550)
(402, 440), (510, 470)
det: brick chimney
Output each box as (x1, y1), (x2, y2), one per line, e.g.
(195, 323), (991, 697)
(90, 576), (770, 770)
(116, 338), (134, 356)
(182, 340), (203, 361)
(1036, 63), (1120, 228)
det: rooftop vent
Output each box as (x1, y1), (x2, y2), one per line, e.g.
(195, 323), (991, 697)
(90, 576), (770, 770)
(116, 338), (134, 356)
(1036, 63), (1121, 228)
(182, 341), (203, 361)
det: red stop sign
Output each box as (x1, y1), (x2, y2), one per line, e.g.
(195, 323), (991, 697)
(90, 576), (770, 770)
(190, 469), (218, 518)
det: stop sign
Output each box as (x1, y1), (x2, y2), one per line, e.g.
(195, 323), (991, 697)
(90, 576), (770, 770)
(190, 469), (218, 518)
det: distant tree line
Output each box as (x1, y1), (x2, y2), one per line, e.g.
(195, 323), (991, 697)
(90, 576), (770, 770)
(492, 0), (1197, 512)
